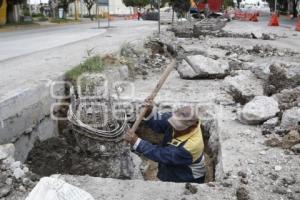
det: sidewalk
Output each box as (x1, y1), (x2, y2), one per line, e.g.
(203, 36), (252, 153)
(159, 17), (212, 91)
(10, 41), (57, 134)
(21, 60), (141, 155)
(0, 17), (122, 33)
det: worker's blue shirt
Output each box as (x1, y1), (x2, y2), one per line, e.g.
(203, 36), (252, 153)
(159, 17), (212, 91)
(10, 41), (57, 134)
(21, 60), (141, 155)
(135, 112), (205, 183)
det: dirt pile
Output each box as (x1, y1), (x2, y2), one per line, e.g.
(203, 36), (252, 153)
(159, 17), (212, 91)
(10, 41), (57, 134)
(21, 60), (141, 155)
(26, 133), (136, 179)
(120, 38), (173, 79)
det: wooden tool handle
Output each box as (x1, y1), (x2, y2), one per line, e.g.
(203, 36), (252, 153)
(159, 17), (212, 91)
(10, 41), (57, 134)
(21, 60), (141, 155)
(131, 59), (176, 132)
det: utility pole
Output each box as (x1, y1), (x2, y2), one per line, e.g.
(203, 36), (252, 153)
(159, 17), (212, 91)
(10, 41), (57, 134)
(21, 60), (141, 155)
(28, 0), (32, 17)
(80, 0), (83, 18)
(97, 4), (100, 28)
(107, 1), (110, 28)
(158, 0), (160, 35)
(75, 0), (79, 20)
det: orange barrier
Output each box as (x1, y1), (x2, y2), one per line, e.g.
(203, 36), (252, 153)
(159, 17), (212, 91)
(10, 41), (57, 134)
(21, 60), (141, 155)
(249, 13), (258, 22)
(234, 10), (259, 22)
(296, 17), (300, 31)
(268, 13), (279, 26)
(124, 13), (138, 20)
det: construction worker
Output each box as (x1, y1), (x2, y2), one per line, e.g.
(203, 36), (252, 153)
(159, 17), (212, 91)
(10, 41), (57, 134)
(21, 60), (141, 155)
(124, 103), (206, 183)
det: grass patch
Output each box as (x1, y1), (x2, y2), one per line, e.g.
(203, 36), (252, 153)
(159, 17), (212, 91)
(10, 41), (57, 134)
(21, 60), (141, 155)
(66, 56), (104, 84)
(50, 18), (79, 24)
(37, 16), (49, 22)
(0, 21), (35, 27)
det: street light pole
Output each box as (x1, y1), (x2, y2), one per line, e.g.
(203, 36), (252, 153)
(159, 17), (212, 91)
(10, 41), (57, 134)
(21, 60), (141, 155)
(158, 0), (160, 35)
(108, 2), (110, 28)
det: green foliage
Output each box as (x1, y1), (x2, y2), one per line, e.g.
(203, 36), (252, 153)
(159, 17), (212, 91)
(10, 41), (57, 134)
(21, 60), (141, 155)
(50, 18), (77, 23)
(59, 0), (75, 13)
(123, 0), (150, 8)
(6, 0), (26, 5)
(38, 16), (48, 21)
(66, 56), (104, 84)
(223, 0), (234, 8)
(32, 13), (45, 18)
(150, 0), (170, 8)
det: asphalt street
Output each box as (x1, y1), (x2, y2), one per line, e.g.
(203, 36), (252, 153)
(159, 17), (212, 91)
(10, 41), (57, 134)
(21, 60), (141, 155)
(0, 20), (157, 100)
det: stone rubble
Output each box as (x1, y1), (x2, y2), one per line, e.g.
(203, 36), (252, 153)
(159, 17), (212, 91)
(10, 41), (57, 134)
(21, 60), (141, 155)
(280, 107), (300, 132)
(0, 143), (38, 199)
(272, 86), (300, 110)
(212, 44), (298, 58)
(237, 96), (280, 125)
(177, 55), (229, 79)
(266, 63), (300, 95)
(224, 70), (264, 104)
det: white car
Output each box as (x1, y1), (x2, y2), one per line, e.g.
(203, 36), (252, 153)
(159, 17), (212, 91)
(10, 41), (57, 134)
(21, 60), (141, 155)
(239, 0), (271, 15)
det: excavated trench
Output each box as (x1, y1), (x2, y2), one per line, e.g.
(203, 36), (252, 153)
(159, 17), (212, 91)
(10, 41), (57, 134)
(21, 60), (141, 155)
(25, 93), (221, 183)
(24, 37), (223, 184)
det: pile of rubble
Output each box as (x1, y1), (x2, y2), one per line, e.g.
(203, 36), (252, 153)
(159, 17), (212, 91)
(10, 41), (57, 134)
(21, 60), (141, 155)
(225, 61), (300, 152)
(170, 19), (282, 40)
(167, 23), (300, 154)
(0, 144), (38, 199)
(120, 38), (173, 79)
(212, 44), (298, 57)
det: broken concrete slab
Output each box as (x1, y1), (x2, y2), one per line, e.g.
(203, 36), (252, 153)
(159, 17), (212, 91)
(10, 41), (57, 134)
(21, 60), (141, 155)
(193, 19), (227, 37)
(228, 60), (251, 71)
(58, 175), (235, 200)
(238, 96), (279, 125)
(224, 70), (264, 104)
(176, 59), (198, 79)
(177, 55), (229, 79)
(171, 23), (194, 38)
(291, 143), (300, 154)
(266, 62), (300, 95)
(280, 107), (300, 132)
(273, 86), (300, 110)
(250, 63), (271, 80)
(0, 144), (15, 160)
(262, 117), (279, 135)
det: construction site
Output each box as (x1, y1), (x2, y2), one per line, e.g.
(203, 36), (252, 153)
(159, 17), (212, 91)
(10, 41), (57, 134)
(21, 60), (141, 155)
(0, 0), (300, 200)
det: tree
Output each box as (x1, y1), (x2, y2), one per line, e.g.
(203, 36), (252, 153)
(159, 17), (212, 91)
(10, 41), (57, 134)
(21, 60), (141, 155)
(150, 0), (169, 8)
(83, 0), (94, 19)
(6, 0), (26, 22)
(123, 0), (150, 8)
(237, 0), (242, 8)
(170, 0), (190, 17)
(223, 0), (234, 8)
(267, 0), (299, 17)
(59, 0), (75, 17)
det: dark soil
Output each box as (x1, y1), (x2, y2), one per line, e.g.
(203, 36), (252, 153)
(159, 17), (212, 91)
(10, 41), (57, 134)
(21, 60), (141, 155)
(25, 129), (132, 179)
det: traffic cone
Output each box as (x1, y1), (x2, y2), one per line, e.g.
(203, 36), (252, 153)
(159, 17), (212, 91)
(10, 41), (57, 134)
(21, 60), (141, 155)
(250, 13), (258, 22)
(296, 17), (300, 31)
(268, 13), (279, 26)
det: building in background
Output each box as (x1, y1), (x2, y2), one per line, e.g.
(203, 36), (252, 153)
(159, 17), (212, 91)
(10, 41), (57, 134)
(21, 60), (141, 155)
(68, 0), (131, 17)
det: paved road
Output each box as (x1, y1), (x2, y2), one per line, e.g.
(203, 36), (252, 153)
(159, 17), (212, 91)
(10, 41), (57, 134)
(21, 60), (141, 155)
(0, 23), (106, 61)
(0, 20), (157, 101)
(0, 20), (154, 61)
